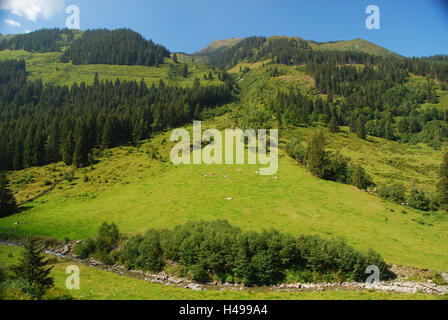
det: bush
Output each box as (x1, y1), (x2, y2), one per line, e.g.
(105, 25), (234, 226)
(351, 165), (374, 190)
(127, 220), (394, 285)
(324, 152), (350, 183)
(408, 188), (431, 211)
(378, 183), (407, 204)
(389, 183), (406, 203)
(73, 222), (120, 265)
(73, 238), (95, 259)
(234, 230), (293, 286)
(121, 230), (164, 272)
(286, 139), (307, 164)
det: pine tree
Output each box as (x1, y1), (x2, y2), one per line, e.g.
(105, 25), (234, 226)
(173, 53), (178, 64)
(73, 130), (89, 168)
(328, 108), (339, 134)
(355, 115), (366, 140)
(102, 119), (114, 148)
(182, 64), (189, 78)
(307, 131), (326, 179)
(12, 238), (54, 299)
(0, 171), (17, 218)
(437, 152), (448, 208)
(352, 164), (371, 190)
(62, 133), (74, 166)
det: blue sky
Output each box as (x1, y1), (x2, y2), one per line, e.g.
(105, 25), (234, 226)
(0, 0), (447, 57)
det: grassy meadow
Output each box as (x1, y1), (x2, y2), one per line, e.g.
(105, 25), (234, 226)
(1, 123), (448, 271)
(0, 50), (222, 87)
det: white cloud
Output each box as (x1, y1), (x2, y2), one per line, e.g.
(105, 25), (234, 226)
(0, 0), (65, 22)
(5, 18), (21, 27)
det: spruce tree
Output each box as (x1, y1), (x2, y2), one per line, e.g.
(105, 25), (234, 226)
(352, 165), (370, 190)
(73, 131), (89, 168)
(437, 152), (448, 208)
(328, 115), (338, 133)
(0, 171), (17, 218)
(62, 134), (74, 166)
(356, 115), (366, 140)
(12, 238), (54, 299)
(182, 64), (189, 78)
(307, 131), (326, 179)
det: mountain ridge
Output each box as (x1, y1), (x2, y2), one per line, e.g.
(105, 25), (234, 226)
(191, 36), (403, 62)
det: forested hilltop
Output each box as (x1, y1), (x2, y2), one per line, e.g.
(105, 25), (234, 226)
(0, 59), (234, 171)
(0, 28), (77, 52)
(61, 29), (170, 66)
(0, 28), (170, 67)
(207, 36), (448, 149)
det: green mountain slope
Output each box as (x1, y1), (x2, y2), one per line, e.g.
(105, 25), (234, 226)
(310, 38), (403, 58)
(0, 29), (447, 277)
(2, 122), (448, 271)
(194, 38), (241, 59)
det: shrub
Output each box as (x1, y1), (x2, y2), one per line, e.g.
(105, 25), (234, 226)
(408, 188), (431, 211)
(324, 152), (350, 183)
(121, 230), (164, 272)
(73, 223), (120, 265)
(389, 183), (406, 203)
(351, 164), (374, 190)
(150, 220), (392, 285)
(286, 139), (307, 164)
(74, 238), (95, 259)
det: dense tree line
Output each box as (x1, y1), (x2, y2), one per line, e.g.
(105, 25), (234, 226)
(76, 221), (393, 285)
(62, 29), (170, 66)
(405, 57), (448, 82)
(0, 60), (234, 170)
(212, 36), (381, 71)
(0, 29), (75, 53)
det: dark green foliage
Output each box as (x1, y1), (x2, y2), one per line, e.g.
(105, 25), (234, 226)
(182, 64), (189, 78)
(380, 183), (407, 204)
(11, 238), (54, 299)
(160, 220), (239, 282)
(73, 238), (95, 259)
(297, 236), (392, 282)
(233, 230), (293, 285)
(408, 188), (431, 211)
(328, 115), (339, 133)
(324, 152), (351, 184)
(286, 139), (307, 164)
(0, 60), (233, 170)
(0, 28), (75, 53)
(0, 171), (17, 218)
(437, 153), (448, 208)
(121, 230), (164, 272)
(0, 267), (5, 283)
(127, 220), (393, 285)
(307, 131), (326, 179)
(73, 222), (120, 265)
(356, 115), (367, 140)
(62, 29), (170, 66)
(352, 165), (374, 190)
